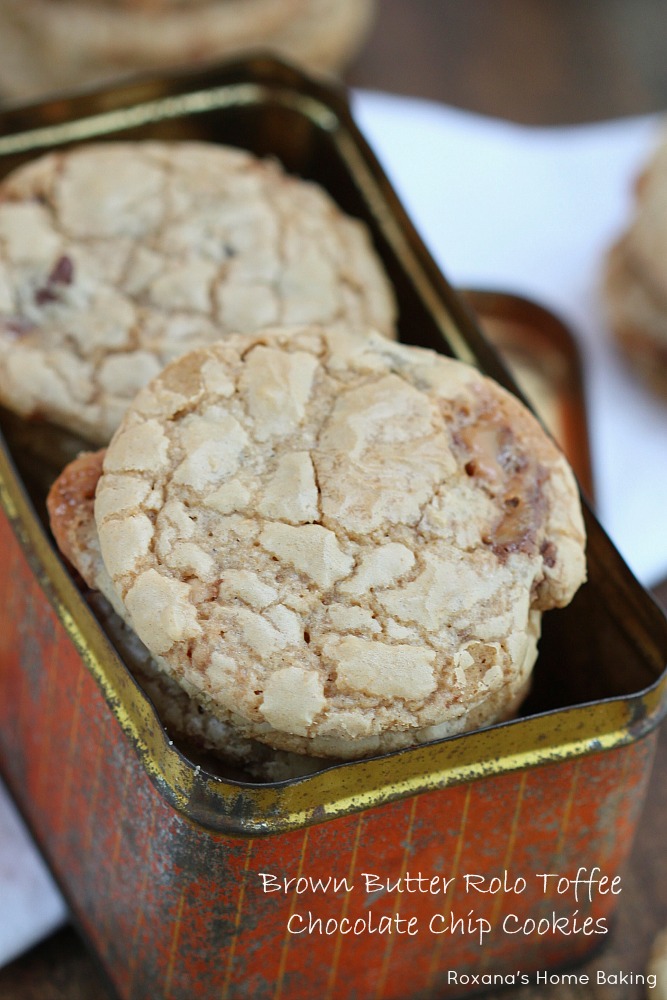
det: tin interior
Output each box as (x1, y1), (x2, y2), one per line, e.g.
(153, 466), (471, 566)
(0, 57), (666, 823)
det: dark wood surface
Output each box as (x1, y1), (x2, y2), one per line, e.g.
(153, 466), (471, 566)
(1, 2), (667, 997)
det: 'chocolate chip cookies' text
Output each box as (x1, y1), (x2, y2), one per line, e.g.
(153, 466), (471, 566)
(257, 867), (620, 943)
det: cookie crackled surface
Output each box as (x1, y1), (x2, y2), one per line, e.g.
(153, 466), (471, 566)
(0, 140), (395, 444)
(95, 326), (586, 759)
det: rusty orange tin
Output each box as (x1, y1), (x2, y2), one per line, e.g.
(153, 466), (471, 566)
(0, 58), (666, 1000)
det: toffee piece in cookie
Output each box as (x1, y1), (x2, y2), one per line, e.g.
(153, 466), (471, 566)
(94, 325), (586, 760)
(0, 140), (396, 444)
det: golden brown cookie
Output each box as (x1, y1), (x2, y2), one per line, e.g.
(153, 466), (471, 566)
(94, 325), (586, 760)
(0, 140), (396, 444)
(0, 0), (376, 100)
(603, 236), (667, 399)
(602, 134), (667, 399)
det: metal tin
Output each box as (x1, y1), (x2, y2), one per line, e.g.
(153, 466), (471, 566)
(0, 57), (666, 1000)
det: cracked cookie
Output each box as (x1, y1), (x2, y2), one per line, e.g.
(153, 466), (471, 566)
(90, 324), (586, 760)
(0, 140), (396, 444)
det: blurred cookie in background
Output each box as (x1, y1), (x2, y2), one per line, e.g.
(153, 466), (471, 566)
(603, 132), (667, 401)
(0, 0), (376, 102)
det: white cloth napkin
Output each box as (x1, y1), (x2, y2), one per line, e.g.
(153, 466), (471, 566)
(1, 90), (666, 968)
(0, 781), (67, 964)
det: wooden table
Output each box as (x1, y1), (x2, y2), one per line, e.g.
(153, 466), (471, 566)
(1, 2), (666, 997)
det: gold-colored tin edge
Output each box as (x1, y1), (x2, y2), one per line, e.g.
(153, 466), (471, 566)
(0, 83), (339, 158)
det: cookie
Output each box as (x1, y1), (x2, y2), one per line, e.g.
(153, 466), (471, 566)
(47, 448), (324, 781)
(93, 325), (586, 760)
(602, 134), (667, 399)
(0, 140), (396, 444)
(603, 236), (667, 399)
(622, 135), (667, 303)
(0, 0), (376, 101)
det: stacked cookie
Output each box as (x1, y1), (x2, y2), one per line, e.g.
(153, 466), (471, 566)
(0, 0), (376, 102)
(0, 138), (586, 774)
(603, 134), (667, 399)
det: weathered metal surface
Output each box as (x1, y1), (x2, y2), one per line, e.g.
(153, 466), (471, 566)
(0, 502), (659, 999)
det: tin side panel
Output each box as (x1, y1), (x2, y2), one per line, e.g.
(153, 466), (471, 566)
(0, 503), (657, 1000)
